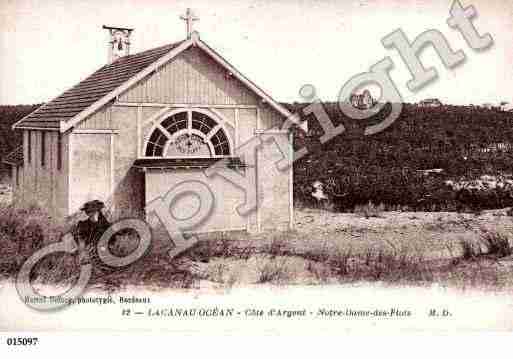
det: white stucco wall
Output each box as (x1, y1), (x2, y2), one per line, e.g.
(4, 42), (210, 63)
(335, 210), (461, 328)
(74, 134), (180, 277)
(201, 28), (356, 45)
(145, 168), (247, 233)
(257, 132), (293, 230)
(69, 133), (112, 215)
(16, 130), (69, 218)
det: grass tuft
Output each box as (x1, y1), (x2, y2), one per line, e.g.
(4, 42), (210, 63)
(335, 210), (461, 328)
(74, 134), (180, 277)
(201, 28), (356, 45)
(257, 258), (289, 284)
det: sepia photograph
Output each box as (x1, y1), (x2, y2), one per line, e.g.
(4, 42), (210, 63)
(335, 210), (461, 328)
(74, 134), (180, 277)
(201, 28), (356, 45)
(1, 0), (513, 345)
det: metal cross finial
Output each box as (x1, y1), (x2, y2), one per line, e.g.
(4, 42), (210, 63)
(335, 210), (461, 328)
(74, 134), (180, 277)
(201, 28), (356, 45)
(180, 8), (199, 39)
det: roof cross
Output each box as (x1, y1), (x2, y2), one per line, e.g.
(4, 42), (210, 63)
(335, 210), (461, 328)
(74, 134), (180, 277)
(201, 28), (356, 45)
(180, 8), (199, 39)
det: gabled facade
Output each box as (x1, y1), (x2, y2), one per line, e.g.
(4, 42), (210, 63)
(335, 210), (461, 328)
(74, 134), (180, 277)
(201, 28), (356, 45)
(5, 31), (300, 233)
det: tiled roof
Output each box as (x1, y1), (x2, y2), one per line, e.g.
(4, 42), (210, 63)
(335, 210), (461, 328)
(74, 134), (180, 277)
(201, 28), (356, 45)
(133, 157), (245, 169)
(15, 41), (185, 130)
(2, 146), (23, 166)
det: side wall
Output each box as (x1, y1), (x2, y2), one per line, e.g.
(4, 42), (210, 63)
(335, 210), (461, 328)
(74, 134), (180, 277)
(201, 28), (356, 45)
(18, 130), (69, 218)
(257, 132), (293, 231)
(11, 165), (22, 204)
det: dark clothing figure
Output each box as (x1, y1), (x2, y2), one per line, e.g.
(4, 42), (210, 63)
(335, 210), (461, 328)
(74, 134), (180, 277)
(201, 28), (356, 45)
(73, 200), (110, 270)
(76, 213), (110, 248)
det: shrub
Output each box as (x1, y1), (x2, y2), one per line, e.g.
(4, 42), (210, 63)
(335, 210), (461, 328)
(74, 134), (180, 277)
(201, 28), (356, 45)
(301, 242), (331, 263)
(354, 201), (385, 218)
(330, 249), (352, 276)
(267, 236), (290, 257)
(480, 231), (512, 258)
(460, 238), (482, 260)
(257, 258), (289, 284)
(0, 204), (71, 283)
(189, 233), (251, 262)
(306, 261), (331, 283)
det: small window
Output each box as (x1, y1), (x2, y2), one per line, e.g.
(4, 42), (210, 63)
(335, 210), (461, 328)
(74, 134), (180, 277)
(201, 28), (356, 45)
(57, 133), (62, 171)
(41, 132), (46, 167)
(27, 131), (32, 164)
(145, 127), (167, 157)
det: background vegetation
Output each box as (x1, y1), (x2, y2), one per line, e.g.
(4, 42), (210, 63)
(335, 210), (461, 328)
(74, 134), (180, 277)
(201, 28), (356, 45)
(288, 103), (513, 212)
(0, 105), (40, 181)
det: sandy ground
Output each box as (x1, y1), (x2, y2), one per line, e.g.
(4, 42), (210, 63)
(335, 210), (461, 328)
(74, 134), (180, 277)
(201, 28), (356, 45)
(289, 207), (513, 260)
(164, 207), (513, 289)
(2, 207), (513, 331)
(117, 207), (513, 290)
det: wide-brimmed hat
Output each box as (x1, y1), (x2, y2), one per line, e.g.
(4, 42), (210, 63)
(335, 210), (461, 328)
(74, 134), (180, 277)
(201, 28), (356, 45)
(80, 200), (105, 212)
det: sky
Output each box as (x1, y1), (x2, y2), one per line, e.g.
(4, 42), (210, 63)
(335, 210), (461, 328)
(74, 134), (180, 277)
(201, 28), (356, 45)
(0, 0), (511, 106)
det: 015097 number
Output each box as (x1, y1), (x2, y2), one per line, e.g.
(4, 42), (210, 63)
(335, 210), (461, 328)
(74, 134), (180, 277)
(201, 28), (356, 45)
(6, 337), (39, 346)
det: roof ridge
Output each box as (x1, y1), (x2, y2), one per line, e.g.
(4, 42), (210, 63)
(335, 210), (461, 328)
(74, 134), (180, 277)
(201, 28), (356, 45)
(13, 36), (297, 132)
(100, 40), (184, 67)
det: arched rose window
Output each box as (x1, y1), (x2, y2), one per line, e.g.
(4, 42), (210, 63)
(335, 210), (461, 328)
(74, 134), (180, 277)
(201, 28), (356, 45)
(145, 111), (231, 157)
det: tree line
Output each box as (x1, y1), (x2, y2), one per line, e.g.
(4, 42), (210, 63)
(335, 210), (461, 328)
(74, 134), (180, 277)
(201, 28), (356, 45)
(287, 102), (513, 211)
(0, 105), (40, 180)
